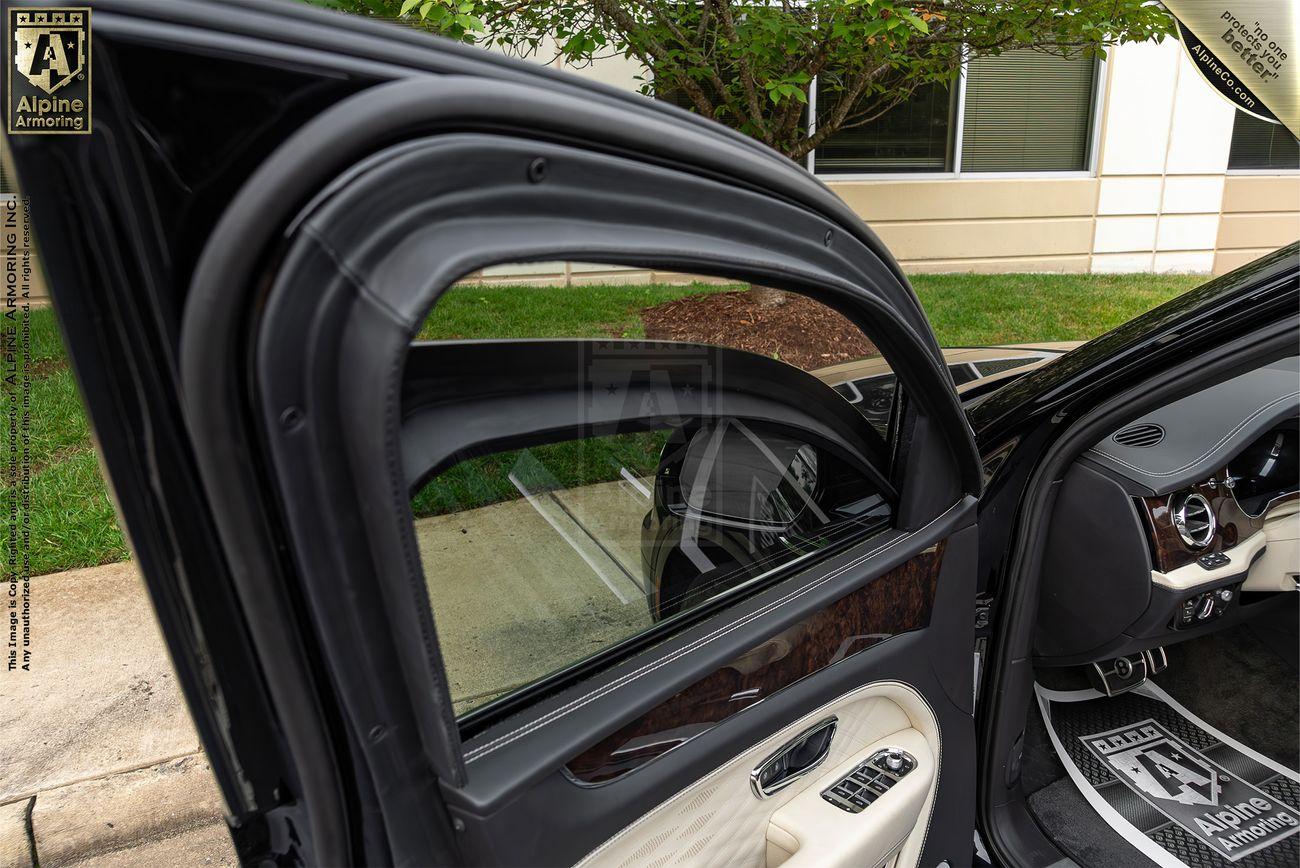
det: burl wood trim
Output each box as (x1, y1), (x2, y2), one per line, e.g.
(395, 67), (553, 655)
(564, 543), (945, 785)
(1140, 468), (1264, 572)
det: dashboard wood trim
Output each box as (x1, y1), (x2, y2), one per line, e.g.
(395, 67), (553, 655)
(1139, 466), (1265, 573)
(563, 543), (945, 785)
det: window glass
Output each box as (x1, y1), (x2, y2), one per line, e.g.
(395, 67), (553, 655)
(960, 49), (1096, 172)
(813, 79), (953, 173)
(410, 267), (895, 718)
(1228, 112), (1300, 170)
(413, 424), (888, 717)
(655, 78), (808, 132)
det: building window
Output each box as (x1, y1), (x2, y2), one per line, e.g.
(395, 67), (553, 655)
(960, 49), (1096, 172)
(813, 80), (953, 174)
(1228, 112), (1300, 171)
(656, 49), (1099, 176)
(808, 49), (1097, 175)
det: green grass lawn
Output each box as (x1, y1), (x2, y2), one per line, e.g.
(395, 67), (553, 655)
(15, 272), (1204, 574)
(2, 309), (130, 576)
(911, 273), (1204, 345)
(416, 281), (736, 340)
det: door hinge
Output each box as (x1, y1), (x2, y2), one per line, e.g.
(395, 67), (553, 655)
(974, 594), (994, 632)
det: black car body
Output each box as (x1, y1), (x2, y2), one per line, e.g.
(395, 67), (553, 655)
(9, 2), (1298, 866)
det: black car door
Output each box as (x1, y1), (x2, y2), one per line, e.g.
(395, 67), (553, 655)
(10, 1), (982, 865)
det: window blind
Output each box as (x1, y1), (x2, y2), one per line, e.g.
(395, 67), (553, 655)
(961, 49), (1096, 172)
(1228, 112), (1300, 170)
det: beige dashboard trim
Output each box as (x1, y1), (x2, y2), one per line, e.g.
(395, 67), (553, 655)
(1150, 531), (1266, 591)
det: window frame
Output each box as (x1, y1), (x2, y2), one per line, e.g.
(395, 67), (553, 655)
(806, 50), (1107, 181)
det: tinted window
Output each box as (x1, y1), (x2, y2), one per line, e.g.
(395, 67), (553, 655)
(409, 268), (898, 719)
(814, 80), (953, 173)
(1228, 112), (1300, 170)
(413, 424), (888, 717)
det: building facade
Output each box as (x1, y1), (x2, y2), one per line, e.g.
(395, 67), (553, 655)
(551, 35), (1300, 276)
(4, 33), (1298, 301)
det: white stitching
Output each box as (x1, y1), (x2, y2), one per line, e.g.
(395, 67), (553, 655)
(464, 503), (962, 762)
(1087, 391), (1298, 478)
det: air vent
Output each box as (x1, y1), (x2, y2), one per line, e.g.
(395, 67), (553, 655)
(1113, 423), (1165, 448)
(1172, 493), (1216, 549)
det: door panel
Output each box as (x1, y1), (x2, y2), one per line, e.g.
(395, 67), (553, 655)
(443, 523), (978, 867)
(561, 545), (944, 785)
(576, 682), (939, 868)
(11, 2), (981, 864)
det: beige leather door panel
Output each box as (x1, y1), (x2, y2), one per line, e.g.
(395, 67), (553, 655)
(576, 681), (939, 868)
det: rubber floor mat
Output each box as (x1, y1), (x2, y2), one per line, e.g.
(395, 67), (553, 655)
(1036, 681), (1300, 867)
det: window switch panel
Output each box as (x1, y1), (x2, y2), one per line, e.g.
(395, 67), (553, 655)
(820, 749), (917, 814)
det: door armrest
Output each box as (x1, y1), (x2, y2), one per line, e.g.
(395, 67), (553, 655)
(766, 728), (934, 868)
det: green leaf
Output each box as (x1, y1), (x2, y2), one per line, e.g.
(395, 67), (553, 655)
(399, 0), (422, 14)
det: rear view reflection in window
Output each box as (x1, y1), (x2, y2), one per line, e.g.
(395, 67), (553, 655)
(410, 422), (889, 717)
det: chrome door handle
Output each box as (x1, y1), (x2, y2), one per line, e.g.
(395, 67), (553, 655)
(750, 717), (838, 798)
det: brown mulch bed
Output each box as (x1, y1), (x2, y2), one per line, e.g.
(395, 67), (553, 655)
(640, 289), (878, 370)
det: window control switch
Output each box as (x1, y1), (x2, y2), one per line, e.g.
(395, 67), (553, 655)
(820, 748), (916, 814)
(849, 791), (875, 809)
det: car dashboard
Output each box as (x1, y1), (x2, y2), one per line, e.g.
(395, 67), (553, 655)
(1033, 357), (1299, 665)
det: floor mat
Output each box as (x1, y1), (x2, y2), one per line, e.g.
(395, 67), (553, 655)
(1036, 681), (1300, 868)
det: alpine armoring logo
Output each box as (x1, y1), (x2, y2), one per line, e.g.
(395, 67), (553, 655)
(7, 7), (91, 135)
(1083, 719), (1300, 861)
(1093, 723), (1221, 806)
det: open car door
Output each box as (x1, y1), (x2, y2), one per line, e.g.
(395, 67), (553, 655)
(10, 1), (983, 864)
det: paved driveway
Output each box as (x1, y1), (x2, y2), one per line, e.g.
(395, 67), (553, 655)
(415, 476), (657, 714)
(1, 473), (662, 861)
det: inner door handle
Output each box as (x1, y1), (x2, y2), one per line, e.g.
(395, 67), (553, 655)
(750, 717), (838, 798)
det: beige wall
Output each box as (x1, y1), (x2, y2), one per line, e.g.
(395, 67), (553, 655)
(4, 38), (1296, 296)
(828, 178), (1099, 273)
(0, 133), (48, 303)
(463, 261), (733, 287)
(1214, 175), (1300, 273)
(813, 40), (1299, 276)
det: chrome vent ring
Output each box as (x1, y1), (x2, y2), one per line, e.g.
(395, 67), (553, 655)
(1172, 492), (1216, 549)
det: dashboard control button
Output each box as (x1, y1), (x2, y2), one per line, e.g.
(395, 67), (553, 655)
(1197, 551), (1230, 570)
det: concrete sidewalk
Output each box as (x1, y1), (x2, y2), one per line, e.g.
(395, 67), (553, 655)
(0, 562), (235, 866)
(0, 474), (660, 863)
